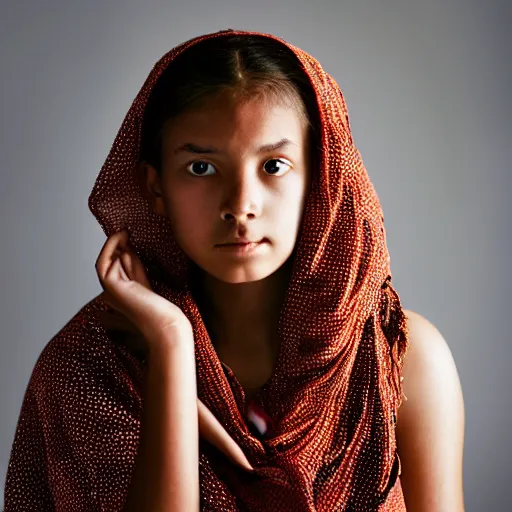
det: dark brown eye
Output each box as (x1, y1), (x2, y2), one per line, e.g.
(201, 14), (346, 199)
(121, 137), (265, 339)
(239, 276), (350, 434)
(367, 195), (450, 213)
(263, 158), (292, 175)
(187, 161), (215, 176)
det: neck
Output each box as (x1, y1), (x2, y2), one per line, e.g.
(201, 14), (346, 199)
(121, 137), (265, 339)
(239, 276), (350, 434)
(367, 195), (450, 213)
(190, 258), (293, 354)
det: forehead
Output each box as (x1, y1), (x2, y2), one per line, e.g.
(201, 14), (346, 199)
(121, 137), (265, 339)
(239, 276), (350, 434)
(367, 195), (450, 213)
(163, 91), (308, 155)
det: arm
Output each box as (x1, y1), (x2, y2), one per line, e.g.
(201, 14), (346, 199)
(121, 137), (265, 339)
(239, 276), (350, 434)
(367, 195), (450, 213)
(396, 309), (465, 511)
(123, 321), (199, 511)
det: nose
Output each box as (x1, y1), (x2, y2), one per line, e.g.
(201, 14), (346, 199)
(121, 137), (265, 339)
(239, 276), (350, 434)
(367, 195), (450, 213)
(220, 175), (262, 224)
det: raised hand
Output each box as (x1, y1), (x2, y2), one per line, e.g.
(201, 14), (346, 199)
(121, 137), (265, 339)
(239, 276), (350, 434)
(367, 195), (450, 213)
(95, 229), (254, 472)
(95, 229), (190, 344)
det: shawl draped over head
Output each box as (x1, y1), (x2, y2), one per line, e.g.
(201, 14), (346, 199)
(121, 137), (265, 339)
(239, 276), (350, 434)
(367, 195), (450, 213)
(5, 29), (410, 511)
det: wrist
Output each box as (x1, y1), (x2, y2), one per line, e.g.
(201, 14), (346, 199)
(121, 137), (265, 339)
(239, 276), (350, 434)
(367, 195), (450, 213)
(145, 319), (194, 355)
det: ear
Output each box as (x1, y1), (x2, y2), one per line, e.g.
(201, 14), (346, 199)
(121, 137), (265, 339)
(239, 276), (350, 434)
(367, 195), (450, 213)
(143, 163), (167, 217)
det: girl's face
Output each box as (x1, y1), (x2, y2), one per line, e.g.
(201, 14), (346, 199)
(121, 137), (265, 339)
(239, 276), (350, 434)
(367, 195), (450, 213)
(145, 90), (312, 284)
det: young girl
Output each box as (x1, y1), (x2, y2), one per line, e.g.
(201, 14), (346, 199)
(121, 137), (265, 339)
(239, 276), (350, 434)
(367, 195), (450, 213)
(4, 29), (465, 511)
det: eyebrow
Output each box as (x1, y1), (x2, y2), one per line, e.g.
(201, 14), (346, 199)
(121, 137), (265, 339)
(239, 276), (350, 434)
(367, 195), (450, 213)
(173, 138), (295, 155)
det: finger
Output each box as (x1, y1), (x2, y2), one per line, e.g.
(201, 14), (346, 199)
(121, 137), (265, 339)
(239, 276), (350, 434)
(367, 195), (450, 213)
(118, 244), (152, 290)
(95, 230), (129, 280)
(134, 265), (152, 290)
(104, 254), (129, 285)
(197, 399), (254, 472)
(102, 230), (129, 262)
(129, 258), (152, 290)
(118, 256), (130, 282)
(130, 253), (152, 289)
(120, 250), (135, 281)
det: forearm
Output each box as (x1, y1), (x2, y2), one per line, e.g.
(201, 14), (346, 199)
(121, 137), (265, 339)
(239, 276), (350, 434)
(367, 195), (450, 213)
(123, 321), (199, 511)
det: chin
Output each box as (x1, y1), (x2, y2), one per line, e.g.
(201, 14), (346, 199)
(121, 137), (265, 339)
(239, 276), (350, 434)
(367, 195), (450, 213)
(187, 245), (296, 285)
(205, 265), (278, 284)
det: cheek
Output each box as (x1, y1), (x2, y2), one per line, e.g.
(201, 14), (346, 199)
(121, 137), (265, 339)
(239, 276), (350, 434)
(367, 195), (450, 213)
(272, 186), (308, 241)
(164, 187), (210, 238)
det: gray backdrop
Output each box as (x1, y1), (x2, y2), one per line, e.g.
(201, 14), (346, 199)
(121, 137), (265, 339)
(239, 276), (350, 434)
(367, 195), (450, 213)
(1, 0), (510, 509)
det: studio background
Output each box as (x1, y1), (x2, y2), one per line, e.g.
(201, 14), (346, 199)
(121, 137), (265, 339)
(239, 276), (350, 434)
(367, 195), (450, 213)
(1, 1), (510, 509)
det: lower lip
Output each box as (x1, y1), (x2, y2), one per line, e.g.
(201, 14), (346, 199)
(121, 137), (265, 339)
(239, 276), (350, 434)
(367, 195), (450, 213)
(215, 240), (268, 255)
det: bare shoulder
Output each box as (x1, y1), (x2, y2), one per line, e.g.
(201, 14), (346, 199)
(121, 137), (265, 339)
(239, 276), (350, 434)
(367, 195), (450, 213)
(396, 309), (466, 511)
(399, 309), (463, 398)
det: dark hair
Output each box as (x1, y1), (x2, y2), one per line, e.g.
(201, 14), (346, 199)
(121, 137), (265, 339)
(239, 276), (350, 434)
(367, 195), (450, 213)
(139, 35), (321, 174)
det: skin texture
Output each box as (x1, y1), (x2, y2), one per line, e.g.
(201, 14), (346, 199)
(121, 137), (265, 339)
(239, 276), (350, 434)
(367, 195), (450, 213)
(398, 310), (466, 511)
(144, 90), (311, 390)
